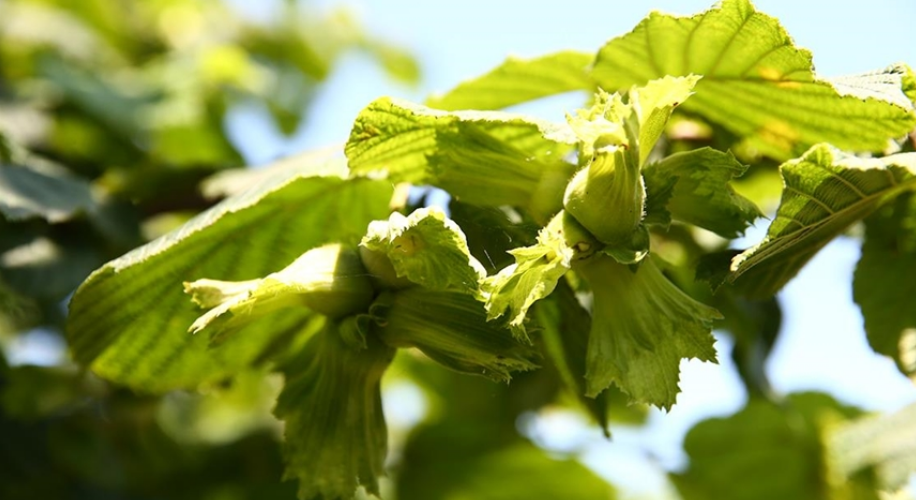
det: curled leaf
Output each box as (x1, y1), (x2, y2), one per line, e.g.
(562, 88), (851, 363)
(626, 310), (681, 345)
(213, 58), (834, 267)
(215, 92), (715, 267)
(483, 210), (597, 339)
(360, 207), (486, 295)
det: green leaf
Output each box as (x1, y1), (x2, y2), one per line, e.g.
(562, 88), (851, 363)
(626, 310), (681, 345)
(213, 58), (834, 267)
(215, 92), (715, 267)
(426, 51), (594, 111)
(673, 393), (876, 500)
(591, 0), (916, 160)
(38, 55), (149, 141)
(360, 207), (486, 295)
(184, 244), (375, 343)
(1, 365), (105, 420)
(0, 235), (100, 300)
(853, 193), (916, 377)
(483, 211), (597, 339)
(0, 145), (95, 223)
(156, 368), (282, 446)
(430, 123), (576, 218)
(201, 150), (346, 199)
(729, 145), (916, 298)
(364, 40), (421, 85)
(629, 75), (701, 166)
(66, 161), (393, 391)
(0, 131), (10, 162)
(398, 439), (616, 500)
(828, 401), (916, 492)
(575, 255), (719, 408)
(369, 289), (539, 382)
(345, 97), (576, 184)
(274, 317), (395, 500)
(643, 147), (761, 237)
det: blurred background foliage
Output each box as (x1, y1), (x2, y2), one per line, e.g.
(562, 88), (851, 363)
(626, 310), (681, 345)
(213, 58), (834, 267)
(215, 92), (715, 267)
(1, 0), (914, 499)
(0, 0), (418, 498)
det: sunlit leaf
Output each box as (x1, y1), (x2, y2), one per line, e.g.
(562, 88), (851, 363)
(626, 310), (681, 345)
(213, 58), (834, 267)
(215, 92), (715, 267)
(576, 255), (718, 408)
(729, 145), (916, 298)
(345, 97), (576, 184)
(483, 211), (596, 339)
(361, 207), (485, 295)
(629, 75), (701, 166)
(364, 40), (421, 85)
(643, 147), (761, 237)
(184, 244), (374, 343)
(431, 123), (575, 219)
(592, 0), (916, 159)
(274, 318), (394, 500)
(426, 51), (594, 111)
(201, 151), (346, 200)
(67, 161), (392, 391)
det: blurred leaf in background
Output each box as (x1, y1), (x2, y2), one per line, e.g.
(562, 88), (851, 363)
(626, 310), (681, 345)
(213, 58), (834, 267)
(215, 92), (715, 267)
(0, 0), (416, 498)
(0, 0), (416, 340)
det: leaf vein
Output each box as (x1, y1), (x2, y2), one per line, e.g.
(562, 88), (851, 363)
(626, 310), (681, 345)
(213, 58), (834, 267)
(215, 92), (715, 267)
(706, 9), (754, 76)
(737, 42), (792, 79)
(783, 186), (837, 215)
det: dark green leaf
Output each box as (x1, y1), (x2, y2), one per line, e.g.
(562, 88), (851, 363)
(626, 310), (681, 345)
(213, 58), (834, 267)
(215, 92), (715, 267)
(853, 193), (916, 377)
(447, 201), (539, 275)
(1, 365), (104, 419)
(535, 279), (610, 433)
(38, 55), (149, 140)
(0, 235), (100, 300)
(0, 151), (95, 223)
